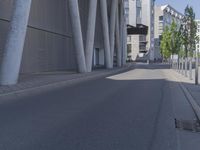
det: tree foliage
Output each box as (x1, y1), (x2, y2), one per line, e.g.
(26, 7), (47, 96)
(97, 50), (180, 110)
(180, 5), (197, 57)
(160, 26), (171, 59)
(160, 20), (181, 59)
(160, 5), (197, 59)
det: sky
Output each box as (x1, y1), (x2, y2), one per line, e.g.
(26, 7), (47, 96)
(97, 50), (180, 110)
(155, 0), (200, 19)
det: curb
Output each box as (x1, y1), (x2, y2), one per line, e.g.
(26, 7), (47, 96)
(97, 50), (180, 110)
(171, 70), (200, 121)
(0, 64), (134, 100)
(179, 82), (200, 121)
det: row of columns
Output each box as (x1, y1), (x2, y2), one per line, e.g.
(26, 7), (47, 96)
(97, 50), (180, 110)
(68, 0), (126, 71)
(0, 0), (126, 85)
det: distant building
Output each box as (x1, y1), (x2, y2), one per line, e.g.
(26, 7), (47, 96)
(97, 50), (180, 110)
(124, 0), (151, 61)
(154, 4), (184, 59)
(142, 0), (155, 61)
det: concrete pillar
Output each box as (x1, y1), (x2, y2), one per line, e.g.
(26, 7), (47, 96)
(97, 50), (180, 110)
(85, 0), (97, 72)
(68, 0), (87, 73)
(109, 0), (118, 66)
(123, 20), (127, 65)
(100, 0), (112, 69)
(115, 5), (122, 67)
(0, 0), (32, 85)
(119, 2), (125, 66)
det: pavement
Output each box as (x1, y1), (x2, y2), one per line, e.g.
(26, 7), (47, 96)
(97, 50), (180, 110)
(0, 63), (134, 100)
(172, 67), (200, 119)
(162, 68), (200, 150)
(0, 63), (199, 150)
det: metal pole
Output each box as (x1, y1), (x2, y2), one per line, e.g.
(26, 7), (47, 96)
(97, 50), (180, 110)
(178, 58), (180, 72)
(180, 58), (183, 74)
(185, 57), (188, 77)
(189, 57), (192, 80)
(195, 50), (199, 85)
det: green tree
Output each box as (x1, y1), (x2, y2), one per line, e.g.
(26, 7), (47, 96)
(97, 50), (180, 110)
(170, 20), (182, 55)
(160, 21), (182, 60)
(180, 5), (197, 57)
(160, 26), (171, 59)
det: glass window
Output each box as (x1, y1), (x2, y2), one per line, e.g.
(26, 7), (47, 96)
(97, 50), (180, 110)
(127, 36), (131, 42)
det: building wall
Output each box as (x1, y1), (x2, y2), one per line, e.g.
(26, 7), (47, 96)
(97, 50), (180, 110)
(154, 6), (163, 39)
(125, 0), (144, 61)
(127, 35), (139, 60)
(124, 0), (137, 26)
(142, 0), (155, 61)
(154, 5), (184, 59)
(0, 0), (107, 74)
(124, 0), (143, 27)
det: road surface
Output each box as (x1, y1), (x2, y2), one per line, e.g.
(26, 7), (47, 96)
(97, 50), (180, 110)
(0, 64), (183, 150)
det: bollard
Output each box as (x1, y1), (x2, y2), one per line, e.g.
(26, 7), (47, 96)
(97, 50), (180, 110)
(181, 58), (184, 75)
(185, 58), (188, 77)
(189, 58), (192, 80)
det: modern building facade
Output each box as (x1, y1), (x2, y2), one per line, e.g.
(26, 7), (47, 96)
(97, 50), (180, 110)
(125, 0), (142, 61)
(0, 0), (126, 85)
(195, 20), (200, 52)
(124, 0), (142, 26)
(154, 4), (184, 59)
(141, 0), (155, 61)
(125, 0), (155, 61)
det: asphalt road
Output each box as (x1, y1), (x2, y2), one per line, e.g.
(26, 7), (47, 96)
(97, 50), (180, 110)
(0, 64), (178, 150)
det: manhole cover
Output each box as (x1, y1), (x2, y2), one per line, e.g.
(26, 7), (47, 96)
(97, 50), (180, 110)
(175, 119), (200, 132)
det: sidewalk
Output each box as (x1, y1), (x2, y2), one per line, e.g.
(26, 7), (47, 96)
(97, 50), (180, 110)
(171, 69), (200, 106)
(0, 63), (134, 99)
(169, 67), (200, 121)
(163, 68), (200, 150)
(171, 68), (200, 120)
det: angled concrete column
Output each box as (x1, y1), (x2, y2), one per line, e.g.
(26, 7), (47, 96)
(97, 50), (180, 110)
(85, 0), (97, 72)
(119, 3), (125, 66)
(115, 5), (122, 67)
(0, 0), (32, 85)
(100, 0), (112, 69)
(123, 20), (127, 65)
(109, 0), (118, 66)
(68, 0), (87, 73)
